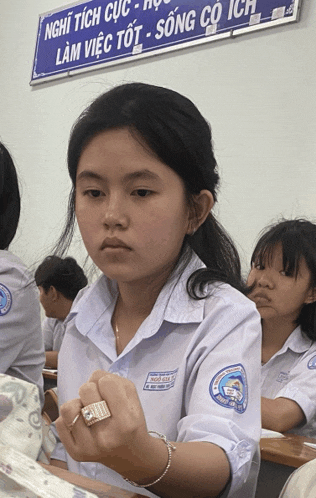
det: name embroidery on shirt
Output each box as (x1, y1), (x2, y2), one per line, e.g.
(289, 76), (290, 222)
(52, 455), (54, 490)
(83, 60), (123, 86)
(0, 284), (12, 316)
(210, 363), (248, 414)
(276, 371), (289, 383)
(307, 355), (316, 370)
(143, 369), (178, 391)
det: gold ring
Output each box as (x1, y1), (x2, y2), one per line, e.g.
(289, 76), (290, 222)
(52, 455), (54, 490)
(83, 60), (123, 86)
(68, 413), (80, 432)
(81, 400), (111, 427)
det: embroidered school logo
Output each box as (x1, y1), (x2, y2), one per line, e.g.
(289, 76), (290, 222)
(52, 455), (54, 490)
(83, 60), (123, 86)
(276, 371), (289, 383)
(307, 355), (316, 370)
(0, 284), (12, 316)
(143, 369), (178, 391)
(210, 364), (248, 414)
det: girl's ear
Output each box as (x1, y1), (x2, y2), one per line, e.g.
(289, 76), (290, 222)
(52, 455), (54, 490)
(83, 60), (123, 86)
(187, 190), (214, 235)
(305, 287), (316, 305)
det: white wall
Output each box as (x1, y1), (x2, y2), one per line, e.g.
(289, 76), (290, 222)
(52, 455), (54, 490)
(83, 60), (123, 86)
(1, 0), (315, 277)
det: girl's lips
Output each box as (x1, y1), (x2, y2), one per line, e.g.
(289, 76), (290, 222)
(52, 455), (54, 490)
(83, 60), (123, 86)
(251, 292), (271, 302)
(249, 292), (272, 306)
(100, 237), (131, 250)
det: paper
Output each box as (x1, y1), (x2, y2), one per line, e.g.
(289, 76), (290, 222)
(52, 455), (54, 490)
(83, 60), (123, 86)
(303, 442), (316, 450)
(261, 428), (285, 439)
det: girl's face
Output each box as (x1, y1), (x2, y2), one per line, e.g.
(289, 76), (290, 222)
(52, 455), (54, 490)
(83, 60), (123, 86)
(247, 244), (315, 324)
(75, 128), (193, 287)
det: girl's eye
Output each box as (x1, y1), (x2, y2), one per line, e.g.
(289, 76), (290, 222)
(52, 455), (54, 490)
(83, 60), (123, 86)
(133, 189), (152, 197)
(85, 189), (103, 198)
(280, 270), (291, 277)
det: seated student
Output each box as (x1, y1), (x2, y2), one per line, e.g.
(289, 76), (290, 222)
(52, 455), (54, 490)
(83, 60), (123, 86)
(247, 219), (316, 437)
(0, 141), (45, 404)
(51, 83), (262, 498)
(35, 255), (88, 369)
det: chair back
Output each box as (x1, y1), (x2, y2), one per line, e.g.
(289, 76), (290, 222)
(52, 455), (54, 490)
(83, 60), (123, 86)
(42, 388), (59, 424)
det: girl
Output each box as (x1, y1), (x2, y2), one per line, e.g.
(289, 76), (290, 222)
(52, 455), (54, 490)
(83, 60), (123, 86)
(52, 83), (261, 498)
(247, 219), (316, 437)
(0, 141), (45, 404)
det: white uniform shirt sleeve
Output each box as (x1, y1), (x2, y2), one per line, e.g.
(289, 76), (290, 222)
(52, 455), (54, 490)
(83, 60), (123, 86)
(177, 293), (261, 497)
(274, 348), (316, 424)
(0, 252), (45, 405)
(42, 317), (55, 351)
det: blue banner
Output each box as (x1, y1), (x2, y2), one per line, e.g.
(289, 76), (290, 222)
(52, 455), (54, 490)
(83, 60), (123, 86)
(31, 0), (302, 84)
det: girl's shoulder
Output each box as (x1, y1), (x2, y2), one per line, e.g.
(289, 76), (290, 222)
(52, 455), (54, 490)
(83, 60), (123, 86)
(205, 281), (256, 305)
(0, 250), (34, 290)
(204, 281), (259, 319)
(0, 249), (28, 274)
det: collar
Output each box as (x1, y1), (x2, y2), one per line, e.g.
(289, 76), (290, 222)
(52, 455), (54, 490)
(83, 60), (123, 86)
(70, 253), (205, 339)
(68, 276), (118, 336)
(136, 254), (205, 340)
(280, 326), (312, 355)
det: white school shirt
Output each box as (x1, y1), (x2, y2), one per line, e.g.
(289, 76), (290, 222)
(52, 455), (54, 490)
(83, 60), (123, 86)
(53, 256), (262, 498)
(261, 326), (316, 438)
(0, 250), (45, 405)
(42, 317), (66, 351)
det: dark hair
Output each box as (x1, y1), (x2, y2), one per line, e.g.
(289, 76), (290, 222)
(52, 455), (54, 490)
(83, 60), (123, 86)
(0, 142), (20, 249)
(35, 255), (88, 301)
(251, 219), (316, 340)
(56, 82), (245, 296)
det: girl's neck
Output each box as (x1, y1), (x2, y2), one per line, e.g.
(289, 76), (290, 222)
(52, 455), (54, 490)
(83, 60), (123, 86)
(115, 259), (178, 319)
(116, 281), (162, 320)
(262, 317), (297, 351)
(112, 274), (171, 355)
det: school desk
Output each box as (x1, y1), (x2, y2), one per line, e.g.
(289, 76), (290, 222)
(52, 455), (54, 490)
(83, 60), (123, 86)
(42, 367), (58, 380)
(256, 433), (316, 498)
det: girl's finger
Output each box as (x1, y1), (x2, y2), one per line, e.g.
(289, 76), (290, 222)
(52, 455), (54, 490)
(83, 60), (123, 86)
(59, 398), (83, 430)
(97, 375), (143, 424)
(79, 376), (129, 418)
(88, 369), (110, 384)
(79, 381), (103, 406)
(56, 398), (89, 450)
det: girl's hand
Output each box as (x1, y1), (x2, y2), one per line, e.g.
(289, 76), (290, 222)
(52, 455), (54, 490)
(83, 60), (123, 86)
(55, 370), (154, 473)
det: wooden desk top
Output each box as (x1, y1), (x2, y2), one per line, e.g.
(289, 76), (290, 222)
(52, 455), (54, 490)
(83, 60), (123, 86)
(260, 432), (316, 468)
(41, 463), (147, 498)
(42, 368), (58, 380)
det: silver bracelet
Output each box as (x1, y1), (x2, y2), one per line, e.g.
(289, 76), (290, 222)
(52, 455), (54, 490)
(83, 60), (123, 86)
(124, 431), (176, 488)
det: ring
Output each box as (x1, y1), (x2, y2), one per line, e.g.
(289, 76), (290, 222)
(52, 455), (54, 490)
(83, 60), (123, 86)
(81, 400), (111, 427)
(68, 413), (80, 433)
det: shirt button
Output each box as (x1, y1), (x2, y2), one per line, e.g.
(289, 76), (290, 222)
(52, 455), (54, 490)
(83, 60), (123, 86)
(238, 447), (246, 459)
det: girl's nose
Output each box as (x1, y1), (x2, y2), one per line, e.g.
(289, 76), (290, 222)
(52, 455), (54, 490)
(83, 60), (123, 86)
(257, 270), (274, 289)
(102, 195), (128, 230)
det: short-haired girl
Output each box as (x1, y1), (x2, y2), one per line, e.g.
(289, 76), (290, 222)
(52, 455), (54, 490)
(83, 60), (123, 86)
(247, 219), (316, 437)
(52, 83), (261, 498)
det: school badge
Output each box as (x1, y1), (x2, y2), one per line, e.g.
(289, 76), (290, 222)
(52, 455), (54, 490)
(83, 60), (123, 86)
(0, 284), (12, 316)
(210, 363), (248, 414)
(307, 355), (316, 370)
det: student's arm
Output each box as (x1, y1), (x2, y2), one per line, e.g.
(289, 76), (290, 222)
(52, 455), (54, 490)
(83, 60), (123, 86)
(261, 396), (305, 433)
(49, 459), (68, 470)
(262, 347), (316, 433)
(56, 374), (230, 498)
(45, 351), (58, 369)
